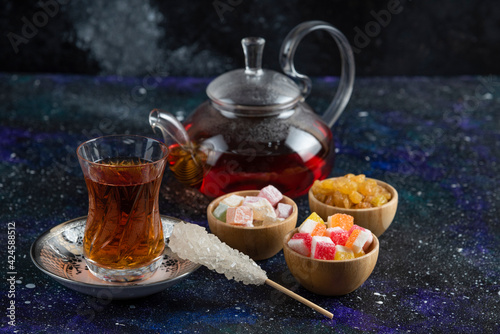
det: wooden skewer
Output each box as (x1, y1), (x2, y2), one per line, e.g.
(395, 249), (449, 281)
(265, 279), (333, 319)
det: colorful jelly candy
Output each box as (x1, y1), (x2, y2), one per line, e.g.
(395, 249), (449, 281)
(287, 233), (312, 257)
(345, 229), (371, 254)
(354, 249), (366, 258)
(311, 236), (336, 260)
(289, 212), (373, 261)
(327, 213), (354, 231)
(334, 245), (355, 260)
(226, 206), (254, 227)
(298, 219), (326, 237)
(306, 212), (324, 224)
(325, 227), (349, 246)
(258, 185), (283, 207)
(348, 225), (373, 251)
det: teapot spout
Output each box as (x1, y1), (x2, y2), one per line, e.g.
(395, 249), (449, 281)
(149, 109), (192, 150)
(149, 109), (206, 187)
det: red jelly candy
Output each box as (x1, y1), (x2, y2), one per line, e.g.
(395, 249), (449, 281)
(311, 236), (336, 260)
(325, 227), (349, 246)
(288, 233), (312, 257)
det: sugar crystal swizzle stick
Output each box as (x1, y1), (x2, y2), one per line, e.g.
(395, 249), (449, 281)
(169, 222), (333, 319)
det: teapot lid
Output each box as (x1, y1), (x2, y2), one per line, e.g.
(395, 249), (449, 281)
(206, 37), (302, 114)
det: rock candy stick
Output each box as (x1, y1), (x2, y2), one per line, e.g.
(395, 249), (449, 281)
(169, 222), (333, 319)
(170, 222), (266, 285)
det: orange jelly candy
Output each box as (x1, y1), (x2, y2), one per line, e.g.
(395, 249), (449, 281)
(312, 224), (326, 237)
(345, 229), (361, 249)
(328, 213), (354, 231)
(298, 213), (326, 237)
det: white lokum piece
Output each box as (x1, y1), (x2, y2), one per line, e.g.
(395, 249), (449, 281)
(262, 215), (284, 226)
(222, 194), (245, 207)
(242, 196), (276, 221)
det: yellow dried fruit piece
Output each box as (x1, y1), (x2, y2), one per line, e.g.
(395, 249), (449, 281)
(315, 192), (327, 203)
(343, 196), (352, 209)
(379, 187), (392, 200)
(351, 174), (366, 183)
(354, 202), (373, 209)
(311, 174), (390, 209)
(311, 180), (329, 195)
(320, 179), (336, 191)
(324, 195), (335, 206)
(332, 191), (348, 208)
(349, 191), (363, 204)
(370, 194), (388, 207)
(339, 180), (358, 195)
(358, 179), (378, 196)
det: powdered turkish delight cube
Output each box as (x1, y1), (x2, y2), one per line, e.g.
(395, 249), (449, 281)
(275, 203), (293, 219)
(226, 206), (254, 227)
(242, 196), (276, 221)
(213, 203), (229, 222)
(262, 215), (284, 226)
(258, 185), (283, 207)
(222, 194), (244, 207)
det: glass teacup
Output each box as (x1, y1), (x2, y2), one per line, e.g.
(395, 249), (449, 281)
(77, 135), (169, 282)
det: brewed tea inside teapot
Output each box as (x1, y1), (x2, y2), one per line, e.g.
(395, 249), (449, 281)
(149, 21), (355, 198)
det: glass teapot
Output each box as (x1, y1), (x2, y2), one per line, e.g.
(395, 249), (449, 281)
(149, 21), (355, 198)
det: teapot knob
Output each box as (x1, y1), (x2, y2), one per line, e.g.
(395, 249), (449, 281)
(242, 37), (265, 76)
(280, 21), (355, 127)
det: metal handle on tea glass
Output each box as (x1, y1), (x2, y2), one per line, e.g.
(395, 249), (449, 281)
(280, 21), (355, 127)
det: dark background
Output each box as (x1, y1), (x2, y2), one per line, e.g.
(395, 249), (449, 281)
(1, 0), (499, 77)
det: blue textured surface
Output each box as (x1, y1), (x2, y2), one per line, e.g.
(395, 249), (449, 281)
(0, 74), (499, 333)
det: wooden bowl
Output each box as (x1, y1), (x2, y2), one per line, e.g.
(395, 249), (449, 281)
(308, 178), (398, 237)
(283, 228), (379, 296)
(207, 190), (298, 261)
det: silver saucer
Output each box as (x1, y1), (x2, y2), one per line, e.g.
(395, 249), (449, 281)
(31, 215), (201, 299)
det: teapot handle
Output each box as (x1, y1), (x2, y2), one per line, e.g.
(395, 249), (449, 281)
(280, 21), (355, 127)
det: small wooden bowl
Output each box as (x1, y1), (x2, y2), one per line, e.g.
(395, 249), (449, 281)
(207, 190), (298, 261)
(308, 178), (398, 237)
(283, 228), (379, 296)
